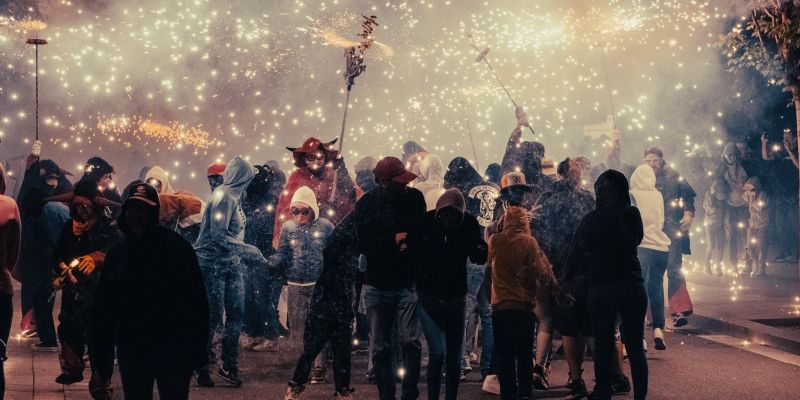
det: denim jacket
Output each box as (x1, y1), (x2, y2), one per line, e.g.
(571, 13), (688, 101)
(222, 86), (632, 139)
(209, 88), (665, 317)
(270, 217), (334, 284)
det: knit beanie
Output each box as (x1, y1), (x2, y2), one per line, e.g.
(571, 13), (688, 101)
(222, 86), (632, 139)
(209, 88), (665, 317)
(290, 186), (320, 221)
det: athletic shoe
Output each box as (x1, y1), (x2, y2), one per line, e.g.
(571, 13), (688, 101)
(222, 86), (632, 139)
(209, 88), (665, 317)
(566, 377), (588, 398)
(285, 382), (305, 400)
(611, 375), (631, 394)
(310, 366), (327, 384)
(31, 342), (58, 352)
(482, 374), (500, 395)
(195, 370), (214, 387)
(333, 388), (355, 399)
(217, 367), (242, 387)
(250, 339), (277, 352)
(459, 370), (468, 381)
(463, 363), (473, 373)
(673, 313), (689, 328)
(653, 328), (667, 350)
(532, 364), (549, 390)
(55, 373), (83, 385)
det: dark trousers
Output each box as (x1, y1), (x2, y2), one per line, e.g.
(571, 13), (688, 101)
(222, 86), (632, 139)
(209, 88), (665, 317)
(419, 296), (465, 400)
(492, 309), (535, 400)
(666, 240), (693, 316)
(290, 316), (352, 393)
(118, 352), (192, 400)
(364, 286), (422, 400)
(588, 282), (648, 400)
(32, 276), (57, 345)
(1, 293), (12, 400)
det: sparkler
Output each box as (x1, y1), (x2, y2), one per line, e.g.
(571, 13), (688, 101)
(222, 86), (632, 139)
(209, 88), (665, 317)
(459, 100), (481, 171)
(467, 33), (535, 136)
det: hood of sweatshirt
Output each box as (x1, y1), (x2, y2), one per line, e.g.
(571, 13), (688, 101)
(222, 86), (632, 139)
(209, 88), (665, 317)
(145, 165), (175, 194)
(418, 154), (445, 183)
(444, 157), (483, 194)
(290, 186), (320, 221)
(435, 188), (465, 214)
(223, 156), (256, 198)
(630, 164), (656, 192)
(595, 169), (631, 210)
(500, 206), (530, 235)
(722, 143), (741, 168)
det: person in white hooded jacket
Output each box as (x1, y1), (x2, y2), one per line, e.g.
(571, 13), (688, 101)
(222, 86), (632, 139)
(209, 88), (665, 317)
(629, 164), (671, 351)
(412, 154), (446, 211)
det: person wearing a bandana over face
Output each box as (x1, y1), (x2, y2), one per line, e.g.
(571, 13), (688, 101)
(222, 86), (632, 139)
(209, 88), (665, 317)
(47, 180), (120, 399)
(79, 157), (122, 205)
(407, 188), (487, 400)
(14, 141), (73, 350)
(272, 138), (357, 249)
(90, 182), (209, 400)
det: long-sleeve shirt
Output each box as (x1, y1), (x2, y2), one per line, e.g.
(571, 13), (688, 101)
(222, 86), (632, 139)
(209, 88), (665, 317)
(655, 166), (696, 240)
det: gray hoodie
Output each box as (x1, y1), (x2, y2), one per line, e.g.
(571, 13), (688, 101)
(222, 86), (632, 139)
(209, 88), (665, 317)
(194, 156), (265, 267)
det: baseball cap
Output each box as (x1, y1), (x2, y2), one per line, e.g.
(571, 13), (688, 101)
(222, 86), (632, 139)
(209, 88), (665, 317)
(207, 162), (226, 177)
(125, 182), (159, 207)
(373, 157), (417, 184)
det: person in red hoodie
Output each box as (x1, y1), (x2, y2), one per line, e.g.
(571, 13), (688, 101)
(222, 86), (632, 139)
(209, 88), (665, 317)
(272, 138), (356, 248)
(0, 163), (21, 399)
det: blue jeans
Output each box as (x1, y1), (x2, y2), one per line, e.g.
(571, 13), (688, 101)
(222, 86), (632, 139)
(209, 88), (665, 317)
(463, 265), (493, 376)
(363, 285), (422, 400)
(639, 248), (669, 330)
(419, 296), (465, 400)
(200, 262), (245, 371)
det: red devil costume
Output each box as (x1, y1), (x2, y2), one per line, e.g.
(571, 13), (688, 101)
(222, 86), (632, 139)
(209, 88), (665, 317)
(272, 138), (357, 248)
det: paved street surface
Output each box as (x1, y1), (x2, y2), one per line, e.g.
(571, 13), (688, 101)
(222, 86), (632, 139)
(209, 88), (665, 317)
(5, 263), (800, 400)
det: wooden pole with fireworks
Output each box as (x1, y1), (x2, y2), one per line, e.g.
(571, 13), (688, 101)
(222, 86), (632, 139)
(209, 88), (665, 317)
(467, 33), (536, 137)
(330, 15), (378, 202)
(26, 37), (48, 141)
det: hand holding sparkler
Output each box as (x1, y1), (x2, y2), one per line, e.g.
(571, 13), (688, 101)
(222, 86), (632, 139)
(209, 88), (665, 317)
(53, 259), (80, 290)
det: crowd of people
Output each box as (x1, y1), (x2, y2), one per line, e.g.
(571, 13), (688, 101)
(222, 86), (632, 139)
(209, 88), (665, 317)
(0, 106), (797, 400)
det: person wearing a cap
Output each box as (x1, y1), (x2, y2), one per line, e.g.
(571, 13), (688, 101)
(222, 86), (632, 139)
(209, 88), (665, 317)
(643, 147), (696, 328)
(272, 137), (357, 249)
(207, 162), (226, 192)
(531, 158), (597, 395)
(268, 186), (334, 382)
(90, 182), (209, 400)
(47, 180), (120, 398)
(353, 156), (426, 400)
(193, 156), (268, 388)
(406, 188), (486, 400)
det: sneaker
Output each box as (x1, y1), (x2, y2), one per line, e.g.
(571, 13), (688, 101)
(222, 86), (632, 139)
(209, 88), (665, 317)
(196, 370), (215, 387)
(482, 374), (500, 395)
(673, 313), (689, 328)
(463, 363), (473, 374)
(566, 377), (588, 398)
(31, 342), (58, 352)
(195, 370), (214, 387)
(653, 328), (667, 350)
(459, 370), (468, 381)
(611, 374), (631, 394)
(643, 338), (648, 352)
(285, 382), (305, 400)
(333, 388), (355, 399)
(532, 364), (549, 390)
(250, 339), (277, 352)
(55, 373), (83, 385)
(310, 367), (327, 384)
(217, 367), (242, 387)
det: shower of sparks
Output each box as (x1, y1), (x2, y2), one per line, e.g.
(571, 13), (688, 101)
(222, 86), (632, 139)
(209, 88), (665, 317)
(0, 17), (47, 32)
(0, 0), (752, 188)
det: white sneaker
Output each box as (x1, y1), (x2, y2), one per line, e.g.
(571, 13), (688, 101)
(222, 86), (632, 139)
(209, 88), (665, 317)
(654, 328), (667, 350)
(482, 374), (500, 395)
(643, 338), (648, 352)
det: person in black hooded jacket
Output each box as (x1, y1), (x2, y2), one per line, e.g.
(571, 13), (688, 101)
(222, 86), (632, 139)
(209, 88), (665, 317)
(444, 157), (500, 228)
(562, 170), (648, 400)
(407, 188), (486, 400)
(285, 213), (359, 400)
(90, 182), (209, 400)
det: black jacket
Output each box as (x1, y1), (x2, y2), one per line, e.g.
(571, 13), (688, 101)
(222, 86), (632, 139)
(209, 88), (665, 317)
(90, 225), (209, 380)
(444, 157), (500, 227)
(655, 166), (696, 253)
(408, 211), (487, 301)
(536, 180), (595, 276)
(562, 170), (644, 288)
(308, 214), (359, 322)
(354, 186), (427, 290)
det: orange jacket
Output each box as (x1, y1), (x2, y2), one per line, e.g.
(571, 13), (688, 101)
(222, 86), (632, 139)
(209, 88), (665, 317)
(488, 206), (557, 312)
